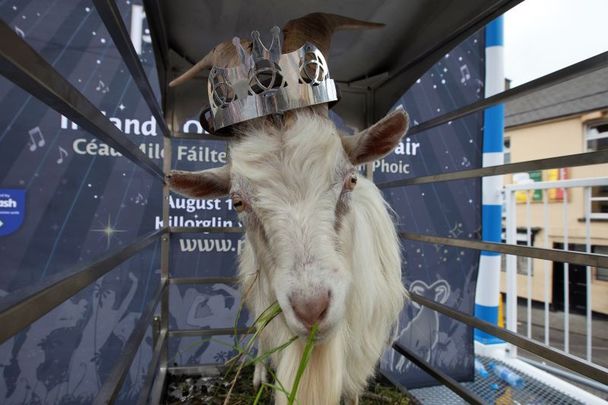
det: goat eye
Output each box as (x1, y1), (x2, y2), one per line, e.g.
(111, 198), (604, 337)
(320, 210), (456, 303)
(345, 173), (357, 191)
(232, 196), (245, 212)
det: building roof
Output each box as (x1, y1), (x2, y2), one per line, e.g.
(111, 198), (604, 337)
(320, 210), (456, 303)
(505, 66), (608, 128)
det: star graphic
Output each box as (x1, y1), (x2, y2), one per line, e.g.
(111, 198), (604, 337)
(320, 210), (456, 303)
(119, 104), (126, 110)
(91, 215), (127, 249)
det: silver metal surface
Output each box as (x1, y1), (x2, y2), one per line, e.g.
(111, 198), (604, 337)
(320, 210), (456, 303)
(0, 228), (164, 345)
(378, 150), (608, 188)
(585, 187), (592, 362)
(399, 231), (608, 268)
(519, 357), (608, 395)
(168, 327), (252, 338)
(208, 40), (338, 131)
(170, 226), (244, 234)
(94, 281), (167, 405)
(149, 365), (167, 405)
(167, 364), (222, 376)
(92, 0), (171, 138)
(136, 329), (166, 405)
(0, 20), (165, 182)
(169, 276), (239, 285)
(409, 292), (608, 385)
(392, 342), (484, 404)
(563, 188), (570, 354)
(172, 130), (232, 141)
(159, 133), (171, 402)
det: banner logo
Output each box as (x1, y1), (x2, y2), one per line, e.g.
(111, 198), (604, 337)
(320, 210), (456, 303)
(0, 189), (25, 236)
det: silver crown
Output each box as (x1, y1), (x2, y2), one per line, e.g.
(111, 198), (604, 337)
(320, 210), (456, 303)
(204, 26), (338, 132)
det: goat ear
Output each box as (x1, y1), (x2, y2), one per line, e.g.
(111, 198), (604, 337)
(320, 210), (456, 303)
(341, 106), (409, 165)
(166, 166), (230, 199)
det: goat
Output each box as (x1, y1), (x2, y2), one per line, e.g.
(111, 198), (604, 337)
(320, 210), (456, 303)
(168, 13), (408, 404)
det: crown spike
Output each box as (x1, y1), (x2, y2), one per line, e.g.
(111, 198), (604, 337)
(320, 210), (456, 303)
(251, 30), (265, 61)
(232, 37), (253, 72)
(269, 26), (281, 63)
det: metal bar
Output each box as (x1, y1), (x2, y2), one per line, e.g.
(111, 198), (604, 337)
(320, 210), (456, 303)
(563, 187), (570, 353)
(377, 150), (608, 188)
(408, 292), (608, 385)
(0, 20), (165, 182)
(505, 189), (518, 357)
(399, 231), (608, 268)
(159, 133), (171, 400)
(94, 280), (167, 405)
(392, 342), (483, 404)
(399, 232), (608, 267)
(136, 328), (167, 405)
(519, 357), (608, 394)
(149, 364), (167, 405)
(172, 131), (232, 141)
(167, 364), (222, 376)
(543, 191), (550, 346)
(405, 51), (608, 136)
(168, 327), (252, 338)
(169, 276), (239, 285)
(0, 228), (164, 345)
(142, 0), (169, 105)
(170, 226), (244, 234)
(585, 187), (592, 362)
(506, 177), (608, 191)
(526, 191), (532, 339)
(92, 0), (171, 138)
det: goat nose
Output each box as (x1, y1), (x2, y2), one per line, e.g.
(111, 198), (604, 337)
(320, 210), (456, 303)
(290, 291), (330, 329)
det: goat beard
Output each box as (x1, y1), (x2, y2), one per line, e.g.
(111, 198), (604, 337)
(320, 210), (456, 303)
(274, 329), (346, 405)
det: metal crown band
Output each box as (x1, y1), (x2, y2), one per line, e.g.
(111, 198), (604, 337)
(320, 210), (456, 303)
(204, 27), (339, 132)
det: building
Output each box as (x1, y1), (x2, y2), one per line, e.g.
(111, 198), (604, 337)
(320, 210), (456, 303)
(500, 66), (608, 315)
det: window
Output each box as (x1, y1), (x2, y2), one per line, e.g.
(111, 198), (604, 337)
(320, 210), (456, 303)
(586, 122), (608, 219)
(586, 121), (608, 152)
(594, 246), (608, 281)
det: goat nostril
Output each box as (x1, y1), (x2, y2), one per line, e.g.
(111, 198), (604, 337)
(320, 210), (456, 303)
(290, 291), (331, 329)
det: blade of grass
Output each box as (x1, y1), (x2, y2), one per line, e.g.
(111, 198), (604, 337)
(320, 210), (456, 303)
(287, 323), (318, 405)
(245, 335), (298, 367)
(252, 384), (266, 405)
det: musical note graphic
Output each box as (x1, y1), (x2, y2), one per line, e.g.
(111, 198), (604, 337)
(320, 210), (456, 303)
(28, 127), (45, 151)
(57, 147), (68, 164)
(14, 25), (25, 38)
(460, 65), (471, 83)
(95, 80), (109, 94)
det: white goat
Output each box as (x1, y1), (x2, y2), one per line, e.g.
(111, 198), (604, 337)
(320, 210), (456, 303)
(168, 13), (408, 404)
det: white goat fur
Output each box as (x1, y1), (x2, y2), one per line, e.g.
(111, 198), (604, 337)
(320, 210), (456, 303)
(232, 112), (406, 404)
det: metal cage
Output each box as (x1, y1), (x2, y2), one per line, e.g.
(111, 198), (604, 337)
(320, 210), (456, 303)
(0, 0), (607, 403)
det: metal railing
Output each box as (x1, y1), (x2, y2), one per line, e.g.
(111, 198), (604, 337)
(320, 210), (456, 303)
(1, 0), (607, 404)
(504, 177), (608, 372)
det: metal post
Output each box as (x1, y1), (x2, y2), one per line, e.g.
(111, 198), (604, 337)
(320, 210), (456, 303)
(526, 190), (532, 339)
(474, 16), (504, 344)
(543, 190), (550, 345)
(563, 187), (569, 353)
(585, 186), (592, 361)
(505, 188), (518, 358)
(152, 315), (161, 349)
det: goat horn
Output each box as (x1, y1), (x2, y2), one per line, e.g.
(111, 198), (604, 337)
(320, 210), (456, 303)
(282, 12), (384, 55)
(169, 40), (253, 87)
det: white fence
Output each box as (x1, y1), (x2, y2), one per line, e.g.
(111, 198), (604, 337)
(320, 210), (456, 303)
(504, 176), (608, 369)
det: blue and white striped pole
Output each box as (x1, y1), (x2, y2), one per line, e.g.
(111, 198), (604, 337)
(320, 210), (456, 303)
(475, 17), (504, 344)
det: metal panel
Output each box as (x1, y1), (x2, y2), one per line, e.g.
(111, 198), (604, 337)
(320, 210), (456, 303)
(399, 231), (608, 268)
(378, 150), (608, 188)
(169, 276), (239, 285)
(149, 365), (167, 405)
(409, 292), (608, 386)
(168, 327), (252, 338)
(94, 280), (168, 405)
(392, 343), (484, 404)
(0, 20), (165, 182)
(404, 51), (608, 136)
(92, 0), (171, 138)
(172, 131), (232, 141)
(136, 329), (167, 405)
(171, 226), (244, 234)
(0, 228), (165, 345)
